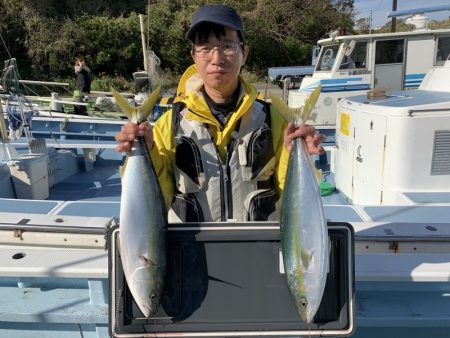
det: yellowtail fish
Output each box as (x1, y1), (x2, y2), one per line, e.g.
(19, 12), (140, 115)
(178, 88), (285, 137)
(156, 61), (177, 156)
(113, 86), (167, 317)
(270, 87), (329, 323)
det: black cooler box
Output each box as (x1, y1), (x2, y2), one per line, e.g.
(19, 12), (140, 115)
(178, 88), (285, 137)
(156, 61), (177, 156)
(108, 221), (355, 337)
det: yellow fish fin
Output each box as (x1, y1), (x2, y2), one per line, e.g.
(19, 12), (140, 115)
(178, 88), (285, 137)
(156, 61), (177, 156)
(269, 86), (321, 124)
(301, 85), (321, 122)
(269, 92), (302, 123)
(136, 85), (161, 123)
(111, 87), (135, 121)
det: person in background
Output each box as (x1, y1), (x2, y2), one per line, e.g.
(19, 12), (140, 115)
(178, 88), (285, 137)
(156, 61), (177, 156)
(114, 4), (325, 222)
(74, 57), (91, 115)
(74, 56), (91, 97)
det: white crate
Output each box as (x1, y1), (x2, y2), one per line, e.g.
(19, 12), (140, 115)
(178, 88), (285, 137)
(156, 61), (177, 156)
(8, 154), (49, 199)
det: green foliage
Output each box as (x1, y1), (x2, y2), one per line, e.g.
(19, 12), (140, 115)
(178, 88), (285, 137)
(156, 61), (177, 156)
(158, 68), (181, 89)
(240, 69), (260, 84)
(370, 18), (450, 34)
(92, 74), (135, 92)
(76, 13), (143, 76)
(429, 19), (450, 29)
(0, 0), (359, 85)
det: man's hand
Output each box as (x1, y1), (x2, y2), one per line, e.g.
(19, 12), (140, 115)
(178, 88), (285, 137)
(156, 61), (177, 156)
(283, 122), (326, 155)
(115, 122), (154, 152)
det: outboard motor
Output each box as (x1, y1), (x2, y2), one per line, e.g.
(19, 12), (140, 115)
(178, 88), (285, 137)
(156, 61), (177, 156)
(133, 71), (150, 93)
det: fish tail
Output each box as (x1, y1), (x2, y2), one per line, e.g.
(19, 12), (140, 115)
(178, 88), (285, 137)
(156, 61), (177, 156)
(138, 86), (161, 122)
(269, 85), (321, 125)
(111, 86), (161, 124)
(111, 87), (135, 121)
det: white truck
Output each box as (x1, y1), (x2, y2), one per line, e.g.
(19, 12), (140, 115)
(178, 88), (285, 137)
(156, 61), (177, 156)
(267, 46), (319, 89)
(268, 65), (315, 89)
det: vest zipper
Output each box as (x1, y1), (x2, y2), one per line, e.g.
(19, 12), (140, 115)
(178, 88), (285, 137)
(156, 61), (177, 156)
(180, 136), (204, 179)
(247, 126), (269, 167)
(207, 128), (240, 221)
(205, 126), (228, 221)
(221, 161), (229, 221)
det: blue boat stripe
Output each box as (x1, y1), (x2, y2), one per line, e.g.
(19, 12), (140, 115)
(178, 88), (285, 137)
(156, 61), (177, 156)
(403, 73), (425, 89)
(322, 85), (370, 93)
(404, 73), (426, 80)
(320, 77), (364, 84)
(302, 74), (425, 93)
(302, 77), (369, 93)
(302, 84), (370, 93)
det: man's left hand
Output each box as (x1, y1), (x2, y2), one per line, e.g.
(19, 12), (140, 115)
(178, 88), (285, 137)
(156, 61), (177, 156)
(283, 122), (326, 155)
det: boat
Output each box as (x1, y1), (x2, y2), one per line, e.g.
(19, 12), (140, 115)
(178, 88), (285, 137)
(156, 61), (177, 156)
(0, 58), (449, 337)
(0, 57), (172, 123)
(322, 58), (450, 337)
(1, 6), (450, 335)
(288, 5), (450, 127)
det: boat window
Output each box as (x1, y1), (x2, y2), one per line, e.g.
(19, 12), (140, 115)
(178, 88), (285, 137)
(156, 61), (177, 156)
(311, 45), (320, 66)
(375, 40), (404, 64)
(436, 36), (450, 65)
(316, 44), (340, 71)
(339, 41), (367, 70)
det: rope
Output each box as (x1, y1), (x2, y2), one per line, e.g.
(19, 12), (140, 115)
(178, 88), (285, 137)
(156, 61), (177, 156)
(0, 32), (13, 60)
(6, 93), (35, 141)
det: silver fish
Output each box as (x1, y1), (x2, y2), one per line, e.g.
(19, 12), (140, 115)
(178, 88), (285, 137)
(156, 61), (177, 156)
(270, 87), (329, 323)
(114, 87), (167, 317)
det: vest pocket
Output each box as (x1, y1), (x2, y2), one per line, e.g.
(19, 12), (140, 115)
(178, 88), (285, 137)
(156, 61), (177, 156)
(245, 188), (279, 221)
(170, 193), (204, 222)
(174, 136), (206, 193)
(241, 125), (275, 181)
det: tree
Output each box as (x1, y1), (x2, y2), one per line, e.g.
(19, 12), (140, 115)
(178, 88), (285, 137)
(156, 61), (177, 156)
(355, 17), (371, 34)
(0, 0), (357, 83)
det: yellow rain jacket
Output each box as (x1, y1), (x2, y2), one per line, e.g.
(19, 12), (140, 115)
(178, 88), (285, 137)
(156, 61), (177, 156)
(150, 65), (290, 212)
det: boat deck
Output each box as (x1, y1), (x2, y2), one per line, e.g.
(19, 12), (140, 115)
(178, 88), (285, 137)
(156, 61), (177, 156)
(0, 122), (450, 337)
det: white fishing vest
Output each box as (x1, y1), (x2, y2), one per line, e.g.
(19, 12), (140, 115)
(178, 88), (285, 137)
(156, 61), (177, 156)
(168, 100), (279, 223)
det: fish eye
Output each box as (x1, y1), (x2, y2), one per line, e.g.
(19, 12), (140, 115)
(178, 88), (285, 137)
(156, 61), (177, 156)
(299, 298), (308, 308)
(150, 293), (157, 300)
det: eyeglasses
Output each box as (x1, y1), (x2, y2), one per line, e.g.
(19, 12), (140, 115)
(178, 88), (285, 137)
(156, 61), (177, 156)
(194, 42), (243, 60)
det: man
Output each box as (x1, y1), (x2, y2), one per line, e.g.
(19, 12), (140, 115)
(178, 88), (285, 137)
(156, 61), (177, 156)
(74, 57), (92, 115)
(115, 4), (325, 222)
(74, 57), (91, 96)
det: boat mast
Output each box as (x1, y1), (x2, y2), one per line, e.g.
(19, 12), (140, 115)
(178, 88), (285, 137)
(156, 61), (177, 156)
(391, 0), (397, 32)
(139, 14), (148, 73)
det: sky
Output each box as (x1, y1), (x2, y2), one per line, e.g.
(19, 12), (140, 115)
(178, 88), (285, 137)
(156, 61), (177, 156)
(354, 0), (450, 28)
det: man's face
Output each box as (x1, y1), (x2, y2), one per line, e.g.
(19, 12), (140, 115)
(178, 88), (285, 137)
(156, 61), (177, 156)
(192, 27), (249, 98)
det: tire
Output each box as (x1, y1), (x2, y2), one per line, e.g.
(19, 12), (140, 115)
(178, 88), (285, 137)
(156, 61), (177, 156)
(279, 76), (294, 90)
(287, 77), (296, 90)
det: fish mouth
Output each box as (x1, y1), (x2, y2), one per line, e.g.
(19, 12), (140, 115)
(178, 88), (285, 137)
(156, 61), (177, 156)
(138, 299), (160, 318)
(140, 303), (152, 318)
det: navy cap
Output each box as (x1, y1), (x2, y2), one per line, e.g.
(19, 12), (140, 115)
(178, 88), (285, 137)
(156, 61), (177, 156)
(185, 4), (244, 42)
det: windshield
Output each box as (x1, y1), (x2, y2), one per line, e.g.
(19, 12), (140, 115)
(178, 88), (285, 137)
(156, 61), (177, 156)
(339, 41), (367, 70)
(316, 44), (340, 71)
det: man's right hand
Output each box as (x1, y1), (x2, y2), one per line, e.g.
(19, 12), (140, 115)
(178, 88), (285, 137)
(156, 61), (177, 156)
(114, 122), (154, 152)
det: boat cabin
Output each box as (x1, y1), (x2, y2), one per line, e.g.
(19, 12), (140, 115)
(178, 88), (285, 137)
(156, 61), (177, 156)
(289, 17), (450, 126)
